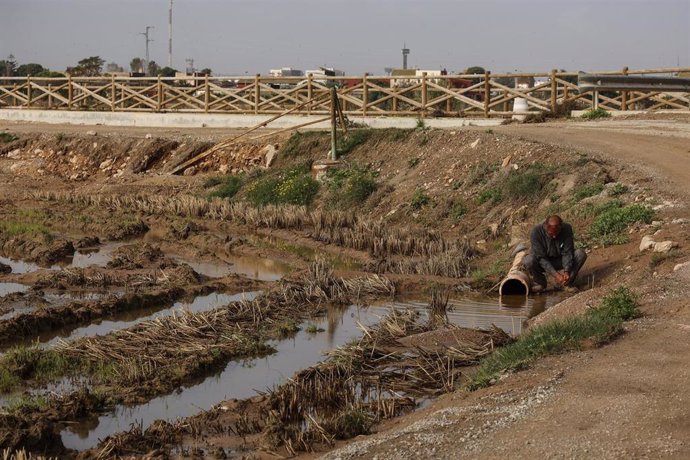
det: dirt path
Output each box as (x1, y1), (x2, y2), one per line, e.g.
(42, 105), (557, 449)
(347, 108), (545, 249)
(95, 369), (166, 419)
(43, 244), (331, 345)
(493, 120), (690, 197)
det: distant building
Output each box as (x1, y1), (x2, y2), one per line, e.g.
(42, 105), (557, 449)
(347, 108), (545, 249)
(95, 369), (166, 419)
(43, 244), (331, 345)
(269, 67), (304, 77)
(389, 68), (446, 88)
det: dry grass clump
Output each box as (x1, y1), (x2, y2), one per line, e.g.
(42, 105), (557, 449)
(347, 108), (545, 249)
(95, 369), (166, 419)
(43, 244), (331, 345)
(369, 244), (476, 278)
(1, 449), (55, 460)
(33, 191), (458, 257)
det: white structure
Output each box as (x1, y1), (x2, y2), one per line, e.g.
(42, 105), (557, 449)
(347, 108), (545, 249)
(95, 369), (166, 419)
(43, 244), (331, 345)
(269, 67), (304, 77)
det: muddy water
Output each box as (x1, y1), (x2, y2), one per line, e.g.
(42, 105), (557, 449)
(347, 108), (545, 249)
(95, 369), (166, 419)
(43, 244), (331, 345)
(69, 242), (124, 268)
(384, 293), (566, 336)
(60, 304), (391, 450)
(0, 255), (59, 273)
(179, 254), (292, 281)
(249, 234), (364, 271)
(0, 282), (28, 297)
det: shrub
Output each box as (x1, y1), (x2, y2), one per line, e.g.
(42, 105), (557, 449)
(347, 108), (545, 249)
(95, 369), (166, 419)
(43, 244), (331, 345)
(326, 167), (377, 206)
(450, 201), (468, 220)
(246, 164), (319, 207)
(505, 171), (542, 198)
(573, 183), (604, 201)
(337, 129), (371, 155)
(589, 203), (653, 245)
(478, 188), (502, 205)
(208, 175), (242, 200)
(0, 132), (18, 143)
(411, 189), (430, 210)
(608, 183), (629, 197)
(581, 108), (611, 119)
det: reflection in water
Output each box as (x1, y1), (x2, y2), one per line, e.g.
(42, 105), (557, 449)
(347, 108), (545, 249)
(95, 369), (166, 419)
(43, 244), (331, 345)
(178, 254), (292, 281)
(61, 304), (389, 451)
(0, 282), (28, 297)
(69, 242), (124, 269)
(379, 293), (565, 336)
(0, 256), (59, 274)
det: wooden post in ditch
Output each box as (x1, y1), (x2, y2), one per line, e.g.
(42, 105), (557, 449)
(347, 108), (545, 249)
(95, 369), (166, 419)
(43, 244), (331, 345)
(330, 87), (338, 161)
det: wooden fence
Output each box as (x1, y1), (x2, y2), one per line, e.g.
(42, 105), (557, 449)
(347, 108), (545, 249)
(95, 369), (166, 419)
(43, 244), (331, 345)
(1, 67), (689, 117)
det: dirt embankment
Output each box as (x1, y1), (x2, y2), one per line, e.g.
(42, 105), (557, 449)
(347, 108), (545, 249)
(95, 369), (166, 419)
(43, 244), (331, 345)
(0, 119), (688, 458)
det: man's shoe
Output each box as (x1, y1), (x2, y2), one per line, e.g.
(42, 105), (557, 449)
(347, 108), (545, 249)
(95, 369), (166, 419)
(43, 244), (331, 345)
(564, 285), (579, 293)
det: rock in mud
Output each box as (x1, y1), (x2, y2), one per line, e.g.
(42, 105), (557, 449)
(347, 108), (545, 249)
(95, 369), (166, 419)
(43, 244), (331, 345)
(0, 261), (11, 274)
(654, 241), (678, 253)
(33, 239), (75, 264)
(639, 235), (656, 252)
(75, 236), (100, 249)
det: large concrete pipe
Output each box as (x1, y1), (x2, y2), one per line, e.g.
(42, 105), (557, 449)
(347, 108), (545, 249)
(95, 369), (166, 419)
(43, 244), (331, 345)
(499, 245), (530, 296)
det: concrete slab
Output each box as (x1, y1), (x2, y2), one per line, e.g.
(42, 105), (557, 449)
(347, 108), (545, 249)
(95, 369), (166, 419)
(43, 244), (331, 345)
(0, 109), (504, 129)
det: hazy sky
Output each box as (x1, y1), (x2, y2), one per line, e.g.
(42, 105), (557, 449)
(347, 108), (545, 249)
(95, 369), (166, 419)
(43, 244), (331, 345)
(1, 0), (688, 75)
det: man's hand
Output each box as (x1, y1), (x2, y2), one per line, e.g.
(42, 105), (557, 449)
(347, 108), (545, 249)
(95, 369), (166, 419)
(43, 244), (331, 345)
(554, 271), (570, 285)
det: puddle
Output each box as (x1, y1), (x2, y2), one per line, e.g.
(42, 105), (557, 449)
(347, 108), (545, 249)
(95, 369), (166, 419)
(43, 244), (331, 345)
(383, 293), (565, 336)
(0, 255), (60, 274)
(0, 282), (28, 297)
(249, 234), (363, 271)
(61, 303), (390, 450)
(69, 242), (124, 268)
(178, 254), (292, 281)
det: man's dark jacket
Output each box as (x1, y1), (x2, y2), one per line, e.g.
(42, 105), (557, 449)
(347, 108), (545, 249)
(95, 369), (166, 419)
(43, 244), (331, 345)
(529, 222), (575, 275)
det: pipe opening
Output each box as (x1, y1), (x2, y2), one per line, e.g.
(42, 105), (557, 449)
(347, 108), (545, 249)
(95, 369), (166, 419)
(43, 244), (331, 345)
(499, 278), (528, 296)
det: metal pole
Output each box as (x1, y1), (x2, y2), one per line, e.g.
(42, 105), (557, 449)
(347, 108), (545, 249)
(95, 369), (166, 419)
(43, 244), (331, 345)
(168, 0), (173, 68)
(330, 87), (337, 161)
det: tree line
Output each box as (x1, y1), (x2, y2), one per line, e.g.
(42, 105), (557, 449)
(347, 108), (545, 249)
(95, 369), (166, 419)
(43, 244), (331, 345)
(0, 54), (212, 78)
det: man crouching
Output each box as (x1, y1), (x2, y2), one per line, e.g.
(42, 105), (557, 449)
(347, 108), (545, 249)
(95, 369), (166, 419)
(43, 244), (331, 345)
(523, 215), (587, 293)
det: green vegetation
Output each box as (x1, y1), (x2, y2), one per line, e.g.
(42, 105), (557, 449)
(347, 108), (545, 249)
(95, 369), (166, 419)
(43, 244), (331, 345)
(470, 257), (508, 289)
(0, 347), (76, 390)
(337, 129), (371, 155)
(0, 221), (49, 237)
(207, 175), (243, 200)
(388, 128), (410, 142)
(573, 183), (604, 201)
(415, 118), (426, 130)
(5, 394), (48, 413)
(504, 164), (554, 199)
(325, 166), (377, 206)
(649, 250), (680, 269)
(470, 287), (639, 390)
(608, 183), (629, 197)
(335, 409), (375, 439)
(581, 108), (611, 120)
(589, 203), (653, 245)
(450, 201), (468, 221)
(246, 164), (320, 207)
(276, 319), (300, 338)
(485, 129), (494, 134)
(0, 131), (18, 143)
(408, 157), (420, 168)
(280, 131), (324, 157)
(55, 132), (67, 142)
(478, 188), (503, 205)
(419, 135), (429, 146)
(411, 189), (430, 210)
(305, 324), (324, 334)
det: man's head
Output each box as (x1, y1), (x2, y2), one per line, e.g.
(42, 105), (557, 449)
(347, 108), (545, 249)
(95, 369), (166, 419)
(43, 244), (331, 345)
(544, 215), (563, 239)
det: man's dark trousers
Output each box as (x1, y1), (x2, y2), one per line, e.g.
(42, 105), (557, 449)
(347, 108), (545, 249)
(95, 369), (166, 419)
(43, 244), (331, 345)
(522, 249), (587, 288)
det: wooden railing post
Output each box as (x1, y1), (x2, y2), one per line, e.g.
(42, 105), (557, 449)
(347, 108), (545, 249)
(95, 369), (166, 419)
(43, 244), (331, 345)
(157, 75), (163, 112)
(204, 75), (210, 113)
(68, 75), (73, 110)
(254, 74), (260, 114)
(483, 71), (491, 117)
(621, 66), (628, 111)
(111, 74), (116, 111)
(550, 69), (557, 113)
(48, 83), (53, 109)
(12, 83), (17, 106)
(362, 73), (368, 116)
(421, 72), (427, 116)
(26, 76), (32, 108)
(307, 73), (313, 115)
